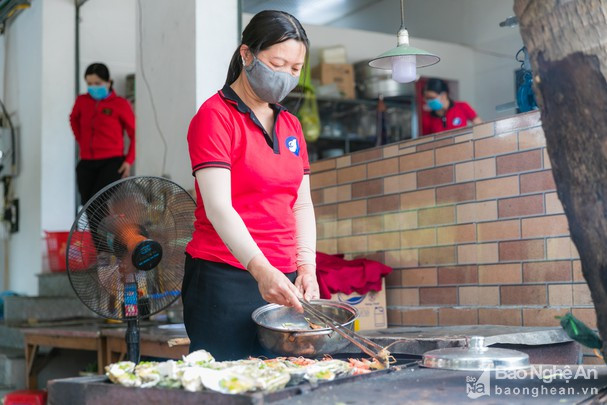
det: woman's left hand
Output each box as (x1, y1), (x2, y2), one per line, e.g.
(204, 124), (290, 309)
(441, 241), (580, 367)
(295, 264), (320, 301)
(118, 161), (131, 178)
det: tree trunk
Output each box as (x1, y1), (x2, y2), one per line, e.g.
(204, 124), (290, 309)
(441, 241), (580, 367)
(514, 0), (607, 358)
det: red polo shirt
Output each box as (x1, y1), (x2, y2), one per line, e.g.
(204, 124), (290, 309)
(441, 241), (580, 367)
(186, 85), (310, 274)
(422, 101), (478, 135)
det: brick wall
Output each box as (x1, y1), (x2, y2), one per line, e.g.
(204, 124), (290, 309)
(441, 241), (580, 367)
(310, 111), (598, 362)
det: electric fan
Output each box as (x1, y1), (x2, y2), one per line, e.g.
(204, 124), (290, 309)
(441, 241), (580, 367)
(66, 176), (196, 363)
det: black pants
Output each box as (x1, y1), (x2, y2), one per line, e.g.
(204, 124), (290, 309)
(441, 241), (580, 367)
(182, 255), (297, 361)
(76, 157), (124, 252)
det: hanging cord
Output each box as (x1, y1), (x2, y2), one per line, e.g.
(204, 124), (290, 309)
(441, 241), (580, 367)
(137, 0), (168, 177)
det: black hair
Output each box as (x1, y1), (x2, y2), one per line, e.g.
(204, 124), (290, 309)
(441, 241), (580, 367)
(225, 10), (309, 86)
(424, 78), (449, 95)
(84, 62), (113, 90)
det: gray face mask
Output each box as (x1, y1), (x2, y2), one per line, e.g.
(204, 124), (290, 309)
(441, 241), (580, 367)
(244, 55), (299, 104)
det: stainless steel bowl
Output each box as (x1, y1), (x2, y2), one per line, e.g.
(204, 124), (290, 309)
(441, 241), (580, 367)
(252, 299), (358, 357)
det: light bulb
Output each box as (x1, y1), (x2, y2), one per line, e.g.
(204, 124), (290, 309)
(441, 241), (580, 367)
(391, 55), (416, 83)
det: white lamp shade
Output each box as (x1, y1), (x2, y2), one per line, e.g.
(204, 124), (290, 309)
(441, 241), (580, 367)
(391, 55), (417, 83)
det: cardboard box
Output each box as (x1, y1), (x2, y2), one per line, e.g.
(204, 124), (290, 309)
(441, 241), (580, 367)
(330, 279), (387, 331)
(312, 63), (356, 99)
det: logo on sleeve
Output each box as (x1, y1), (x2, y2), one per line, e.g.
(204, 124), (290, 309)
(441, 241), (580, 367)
(452, 117), (462, 126)
(286, 136), (300, 156)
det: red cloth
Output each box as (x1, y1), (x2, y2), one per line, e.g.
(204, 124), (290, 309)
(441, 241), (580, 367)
(69, 90), (136, 164)
(421, 100), (478, 135)
(316, 252), (392, 299)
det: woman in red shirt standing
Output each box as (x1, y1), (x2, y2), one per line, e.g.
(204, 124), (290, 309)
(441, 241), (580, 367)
(183, 10), (319, 360)
(421, 78), (482, 135)
(70, 63), (135, 205)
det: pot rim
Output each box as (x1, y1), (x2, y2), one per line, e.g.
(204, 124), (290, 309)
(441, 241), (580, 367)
(251, 299), (359, 334)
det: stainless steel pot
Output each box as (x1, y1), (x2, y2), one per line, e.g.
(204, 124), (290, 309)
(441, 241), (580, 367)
(354, 60), (415, 99)
(252, 299), (358, 357)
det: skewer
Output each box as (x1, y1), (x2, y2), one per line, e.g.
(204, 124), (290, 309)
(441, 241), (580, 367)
(299, 299), (390, 368)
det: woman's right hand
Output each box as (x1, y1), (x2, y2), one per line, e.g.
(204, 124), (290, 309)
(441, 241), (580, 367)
(248, 254), (303, 312)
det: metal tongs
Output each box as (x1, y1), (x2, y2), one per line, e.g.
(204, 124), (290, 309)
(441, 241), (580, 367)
(299, 299), (391, 369)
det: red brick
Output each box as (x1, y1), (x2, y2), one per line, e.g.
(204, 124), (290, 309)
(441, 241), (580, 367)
(368, 232), (400, 251)
(419, 287), (457, 305)
(523, 308), (570, 327)
(479, 309), (522, 326)
(474, 131), (518, 158)
(315, 204), (337, 221)
(477, 220), (520, 241)
(457, 243), (499, 264)
(401, 228), (436, 248)
(419, 246), (456, 266)
(337, 200), (367, 219)
(418, 206), (455, 227)
(573, 260), (584, 282)
(384, 173), (416, 194)
(499, 239), (545, 261)
(459, 286), (500, 306)
(417, 137), (453, 152)
(402, 309), (438, 326)
(368, 194), (400, 214)
(523, 261), (572, 282)
(473, 122), (495, 139)
(311, 189), (323, 205)
(337, 235), (367, 253)
(386, 269), (402, 287)
(457, 201), (497, 223)
(437, 266), (478, 285)
(520, 170), (556, 193)
(476, 176), (519, 200)
(311, 159), (336, 172)
(310, 170), (337, 189)
(337, 165), (366, 183)
(436, 182), (476, 204)
(518, 127), (546, 150)
(521, 215), (569, 238)
(439, 308), (478, 325)
(417, 166), (454, 188)
(387, 309), (402, 325)
(317, 239), (337, 254)
(399, 150), (435, 173)
(437, 224), (476, 244)
(498, 195), (544, 218)
(435, 142), (474, 165)
(573, 283), (593, 306)
(351, 179), (382, 198)
(401, 189), (436, 210)
(352, 216), (383, 235)
(501, 285), (547, 305)
(572, 308), (597, 329)
(351, 148), (382, 164)
(496, 150), (542, 175)
(367, 157), (399, 178)
(478, 264), (522, 284)
(402, 268), (437, 286)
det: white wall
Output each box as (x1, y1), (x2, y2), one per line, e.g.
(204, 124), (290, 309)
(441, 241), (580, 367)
(79, 0), (136, 97)
(136, 0), (238, 188)
(243, 13), (477, 110)
(2, 0), (44, 293)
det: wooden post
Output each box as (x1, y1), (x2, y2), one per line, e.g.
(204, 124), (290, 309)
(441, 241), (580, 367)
(514, 0), (607, 358)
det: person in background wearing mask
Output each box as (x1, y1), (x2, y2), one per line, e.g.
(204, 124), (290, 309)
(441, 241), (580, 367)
(421, 78), (482, 135)
(183, 10), (319, 360)
(69, 62), (135, 204)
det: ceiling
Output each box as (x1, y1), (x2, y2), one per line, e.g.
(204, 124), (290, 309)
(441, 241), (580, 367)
(242, 0), (522, 56)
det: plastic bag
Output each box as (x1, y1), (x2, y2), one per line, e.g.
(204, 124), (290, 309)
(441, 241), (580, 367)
(297, 91), (321, 142)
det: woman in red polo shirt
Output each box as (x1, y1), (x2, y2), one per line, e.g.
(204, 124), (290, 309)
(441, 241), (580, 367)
(421, 78), (482, 135)
(182, 10), (319, 360)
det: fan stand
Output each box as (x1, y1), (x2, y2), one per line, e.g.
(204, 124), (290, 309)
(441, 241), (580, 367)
(123, 280), (141, 363)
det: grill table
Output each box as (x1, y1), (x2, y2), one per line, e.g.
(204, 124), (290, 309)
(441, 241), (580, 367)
(47, 365), (607, 405)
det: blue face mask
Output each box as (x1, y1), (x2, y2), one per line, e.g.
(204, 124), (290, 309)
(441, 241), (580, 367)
(88, 85), (109, 100)
(427, 97), (443, 111)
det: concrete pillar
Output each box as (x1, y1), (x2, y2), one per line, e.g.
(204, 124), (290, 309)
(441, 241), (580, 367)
(1, 0), (75, 294)
(135, 0), (238, 188)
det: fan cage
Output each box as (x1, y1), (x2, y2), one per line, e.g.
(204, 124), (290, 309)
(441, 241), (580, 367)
(66, 176), (196, 321)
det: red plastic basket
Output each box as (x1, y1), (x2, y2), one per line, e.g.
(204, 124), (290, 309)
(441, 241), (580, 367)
(45, 231), (96, 272)
(4, 389), (47, 405)
(45, 231), (69, 272)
